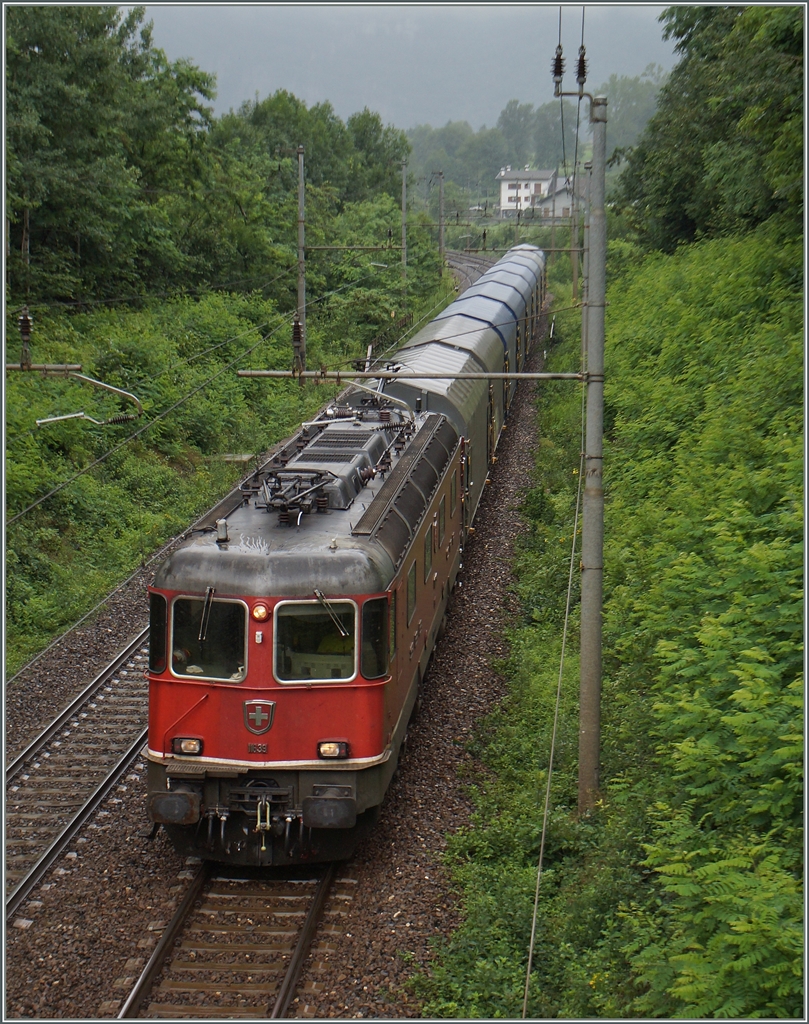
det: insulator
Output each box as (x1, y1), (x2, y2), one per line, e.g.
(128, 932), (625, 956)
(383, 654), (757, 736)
(18, 307), (33, 342)
(292, 318), (302, 347)
(316, 494), (329, 513)
(278, 507), (291, 526)
(576, 45), (588, 86)
(552, 45), (565, 83)
(107, 413), (137, 424)
(380, 409), (391, 423)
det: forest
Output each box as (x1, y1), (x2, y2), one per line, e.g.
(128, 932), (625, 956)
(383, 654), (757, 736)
(5, 4), (804, 1018)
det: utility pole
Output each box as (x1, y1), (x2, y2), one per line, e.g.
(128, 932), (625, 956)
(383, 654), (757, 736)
(582, 160), (592, 370)
(296, 145), (306, 372)
(553, 41), (607, 815)
(438, 171), (445, 269)
(578, 98), (607, 814)
(19, 306), (32, 369)
(401, 159), (407, 303)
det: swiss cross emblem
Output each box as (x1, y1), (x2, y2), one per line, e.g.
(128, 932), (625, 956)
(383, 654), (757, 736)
(243, 700), (276, 735)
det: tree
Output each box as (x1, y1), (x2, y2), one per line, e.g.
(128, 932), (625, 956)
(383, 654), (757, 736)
(345, 108), (410, 202)
(532, 100), (579, 172)
(244, 90), (355, 195)
(5, 5), (215, 301)
(594, 64), (666, 164)
(614, 6), (803, 251)
(496, 99), (536, 168)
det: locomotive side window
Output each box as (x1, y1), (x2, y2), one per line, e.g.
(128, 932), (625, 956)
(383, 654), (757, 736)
(149, 593), (167, 673)
(451, 469), (457, 516)
(275, 600), (356, 683)
(424, 525), (433, 583)
(361, 598), (389, 679)
(407, 562), (417, 624)
(171, 597), (246, 682)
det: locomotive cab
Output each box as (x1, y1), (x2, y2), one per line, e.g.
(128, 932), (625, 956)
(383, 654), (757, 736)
(147, 585), (398, 865)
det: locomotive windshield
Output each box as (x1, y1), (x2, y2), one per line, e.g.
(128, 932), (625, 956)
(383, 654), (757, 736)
(275, 600), (356, 682)
(171, 597), (247, 682)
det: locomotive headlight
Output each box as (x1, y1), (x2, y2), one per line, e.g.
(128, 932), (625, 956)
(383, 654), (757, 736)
(252, 603), (270, 621)
(318, 741), (349, 759)
(172, 737), (203, 755)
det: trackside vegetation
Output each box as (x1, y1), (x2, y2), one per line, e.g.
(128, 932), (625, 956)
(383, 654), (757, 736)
(414, 226), (802, 1018)
(412, 6), (802, 1018)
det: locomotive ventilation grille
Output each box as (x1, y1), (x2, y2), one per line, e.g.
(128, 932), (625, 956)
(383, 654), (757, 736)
(309, 431), (375, 446)
(291, 451), (362, 464)
(352, 414), (453, 539)
(290, 429), (380, 465)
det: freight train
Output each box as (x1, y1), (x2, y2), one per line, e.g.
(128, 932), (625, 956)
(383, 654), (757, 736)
(145, 245), (547, 865)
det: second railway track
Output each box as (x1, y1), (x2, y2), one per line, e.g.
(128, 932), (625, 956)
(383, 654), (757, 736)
(445, 249), (496, 292)
(5, 629), (151, 917)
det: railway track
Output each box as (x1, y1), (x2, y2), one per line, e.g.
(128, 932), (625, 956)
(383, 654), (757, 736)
(445, 249), (496, 292)
(5, 629), (150, 918)
(118, 861), (351, 1019)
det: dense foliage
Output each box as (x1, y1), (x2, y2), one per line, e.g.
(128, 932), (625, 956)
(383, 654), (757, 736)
(416, 222), (802, 1021)
(5, 5), (412, 305)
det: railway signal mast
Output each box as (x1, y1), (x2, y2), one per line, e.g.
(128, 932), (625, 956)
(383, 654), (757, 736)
(553, 42), (607, 814)
(296, 145), (306, 373)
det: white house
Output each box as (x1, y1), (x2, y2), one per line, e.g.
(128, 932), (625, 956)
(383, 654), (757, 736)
(495, 166), (577, 221)
(496, 166), (557, 216)
(536, 177), (575, 221)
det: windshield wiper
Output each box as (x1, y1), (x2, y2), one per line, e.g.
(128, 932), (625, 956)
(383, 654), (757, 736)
(313, 588), (350, 637)
(198, 586), (216, 642)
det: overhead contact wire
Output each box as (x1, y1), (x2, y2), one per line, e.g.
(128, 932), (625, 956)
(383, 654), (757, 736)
(521, 400), (585, 1019)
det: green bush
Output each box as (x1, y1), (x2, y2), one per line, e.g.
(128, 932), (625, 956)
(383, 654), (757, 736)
(415, 223), (802, 1018)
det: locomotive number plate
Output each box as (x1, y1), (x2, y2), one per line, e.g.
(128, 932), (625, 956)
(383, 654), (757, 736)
(247, 743), (267, 754)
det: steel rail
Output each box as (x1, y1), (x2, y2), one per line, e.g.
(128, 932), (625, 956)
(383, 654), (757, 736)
(269, 862), (338, 1019)
(117, 861), (213, 1019)
(5, 627), (150, 777)
(5, 727), (148, 920)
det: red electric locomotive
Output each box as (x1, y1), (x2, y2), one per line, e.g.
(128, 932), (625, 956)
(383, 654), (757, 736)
(145, 245), (546, 865)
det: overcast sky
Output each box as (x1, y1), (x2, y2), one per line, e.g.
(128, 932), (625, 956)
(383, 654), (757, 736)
(143, 4), (677, 129)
